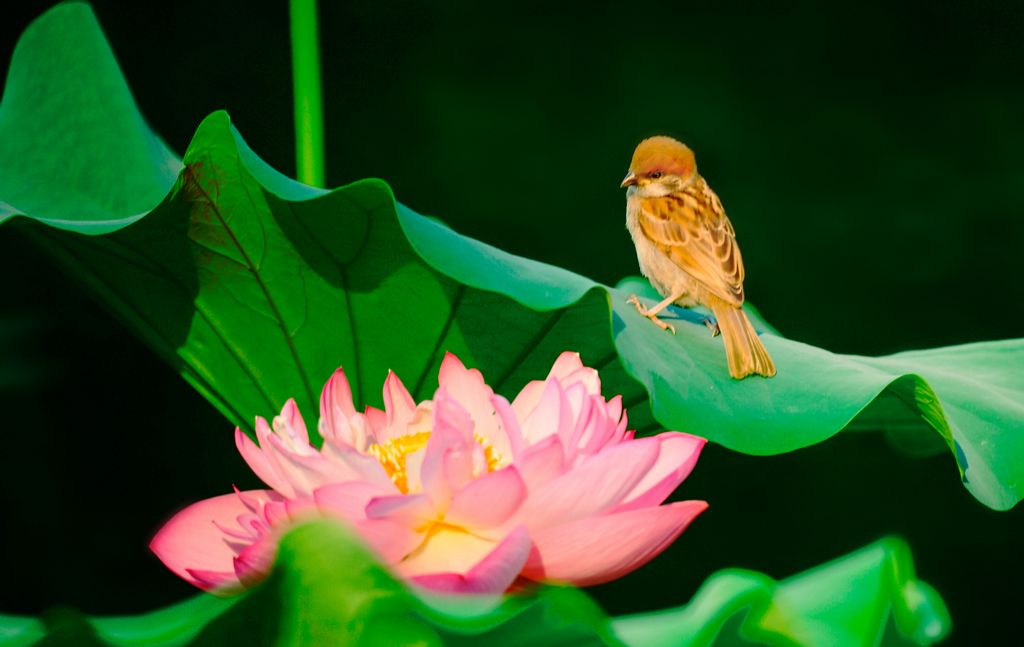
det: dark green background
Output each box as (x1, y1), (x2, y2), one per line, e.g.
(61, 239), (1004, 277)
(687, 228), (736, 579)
(1, 0), (1021, 643)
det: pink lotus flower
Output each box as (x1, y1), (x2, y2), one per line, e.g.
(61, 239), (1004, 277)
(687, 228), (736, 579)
(151, 352), (707, 594)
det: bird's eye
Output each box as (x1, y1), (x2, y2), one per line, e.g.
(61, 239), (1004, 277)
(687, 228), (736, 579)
(650, 171), (663, 179)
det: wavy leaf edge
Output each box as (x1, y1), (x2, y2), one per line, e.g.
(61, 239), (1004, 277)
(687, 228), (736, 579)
(6, 106), (1019, 509)
(0, 521), (950, 647)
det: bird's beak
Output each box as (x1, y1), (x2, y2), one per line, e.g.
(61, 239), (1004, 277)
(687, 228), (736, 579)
(620, 172), (638, 188)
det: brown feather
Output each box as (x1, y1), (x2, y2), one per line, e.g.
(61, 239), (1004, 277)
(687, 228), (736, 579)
(624, 135), (775, 379)
(708, 296), (777, 379)
(636, 176), (745, 306)
(630, 136), (696, 177)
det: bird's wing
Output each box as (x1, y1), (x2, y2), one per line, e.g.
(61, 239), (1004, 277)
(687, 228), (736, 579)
(637, 177), (745, 305)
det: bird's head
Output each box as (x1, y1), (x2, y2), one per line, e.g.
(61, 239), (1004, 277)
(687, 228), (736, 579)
(621, 136), (697, 198)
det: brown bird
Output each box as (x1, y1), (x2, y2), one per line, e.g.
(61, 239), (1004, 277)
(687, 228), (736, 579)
(621, 136), (776, 379)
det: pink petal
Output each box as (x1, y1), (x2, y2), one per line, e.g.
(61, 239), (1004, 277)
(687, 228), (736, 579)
(263, 432), (351, 498)
(515, 435), (565, 492)
(613, 433), (706, 513)
(420, 443), (457, 504)
(263, 500), (291, 526)
(558, 385), (594, 461)
(605, 395), (623, 429)
(432, 387), (475, 444)
(546, 351), (586, 380)
(509, 380), (545, 424)
(234, 512), (268, 538)
(437, 352), (467, 381)
(253, 416), (299, 499)
(364, 405), (387, 434)
(404, 445), (427, 493)
(277, 399), (310, 447)
(491, 394), (524, 459)
(514, 438), (659, 529)
(447, 443), (486, 493)
(365, 493), (437, 527)
(383, 370), (417, 429)
(150, 490), (280, 591)
(235, 427), (290, 495)
(185, 568), (238, 591)
(446, 467), (527, 529)
(562, 382), (590, 423)
(409, 526), (532, 594)
(321, 439), (397, 491)
(519, 380), (572, 446)
(612, 401), (629, 445)
(319, 368), (365, 448)
(523, 500), (707, 586)
(354, 518), (423, 564)
(421, 391), (474, 500)
(313, 481), (394, 521)
(320, 367), (357, 422)
(233, 535), (278, 587)
(400, 528), (498, 579)
(438, 353), (512, 460)
(233, 487), (263, 513)
(576, 396), (616, 457)
(283, 497), (318, 520)
(547, 351), (601, 395)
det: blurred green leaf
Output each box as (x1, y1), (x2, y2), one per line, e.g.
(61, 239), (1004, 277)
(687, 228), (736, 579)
(611, 537), (950, 647)
(2, 3), (1021, 510)
(0, 3), (178, 230)
(0, 520), (948, 646)
(0, 614), (44, 647)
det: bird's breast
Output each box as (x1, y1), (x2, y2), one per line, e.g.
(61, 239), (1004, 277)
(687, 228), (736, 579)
(625, 197), (702, 305)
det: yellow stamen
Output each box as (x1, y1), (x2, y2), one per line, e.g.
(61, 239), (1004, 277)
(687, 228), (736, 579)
(366, 431), (431, 493)
(366, 431), (504, 493)
(475, 434), (503, 472)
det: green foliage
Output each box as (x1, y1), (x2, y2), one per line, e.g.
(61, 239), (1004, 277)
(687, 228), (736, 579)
(611, 537), (949, 647)
(0, 520), (948, 647)
(2, 3), (1021, 510)
(0, 3), (178, 230)
(0, 4), (970, 645)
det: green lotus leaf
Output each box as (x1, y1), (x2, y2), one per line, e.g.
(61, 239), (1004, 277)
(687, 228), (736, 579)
(0, 614), (44, 647)
(4, 3), (1022, 511)
(2, 3), (1022, 511)
(0, 519), (949, 647)
(611, 536), (949, 647)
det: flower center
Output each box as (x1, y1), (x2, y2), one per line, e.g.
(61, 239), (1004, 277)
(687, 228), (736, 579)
(366, 431), (502, 493)
(367, 431), (430, 493)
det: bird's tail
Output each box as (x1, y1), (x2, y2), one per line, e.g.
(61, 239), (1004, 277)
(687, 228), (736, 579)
(711, 301), (776, 379)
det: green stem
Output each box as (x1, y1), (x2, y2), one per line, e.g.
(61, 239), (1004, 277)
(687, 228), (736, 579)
(290, 0), (325, 187)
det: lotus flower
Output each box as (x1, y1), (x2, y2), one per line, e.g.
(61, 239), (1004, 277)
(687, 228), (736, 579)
(151, 352), (707, 594)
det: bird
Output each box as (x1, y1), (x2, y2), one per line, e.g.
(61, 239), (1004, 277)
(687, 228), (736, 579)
(621, 135), (776, 379)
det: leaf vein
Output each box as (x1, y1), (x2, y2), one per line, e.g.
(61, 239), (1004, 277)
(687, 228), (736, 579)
(189, 161), (316, 411)
(412, 283), (466, 400)
(492, 308), (568, 394)
(100, 234), (280, 418)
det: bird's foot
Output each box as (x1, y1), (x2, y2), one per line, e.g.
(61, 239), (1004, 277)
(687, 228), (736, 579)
(703, 317), (720, 337)
(652, 317), (676, 335)
(627, 294), (676, 334)
(626, 294), (648, 315)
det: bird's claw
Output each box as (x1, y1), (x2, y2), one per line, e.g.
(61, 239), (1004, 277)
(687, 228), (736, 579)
(703, 317), (720, 337)
(627, 294), (676, 334)
(626, 294), (648, 316)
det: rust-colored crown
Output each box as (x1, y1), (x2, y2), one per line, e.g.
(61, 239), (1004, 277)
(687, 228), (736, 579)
(629, 136), (696, 177)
